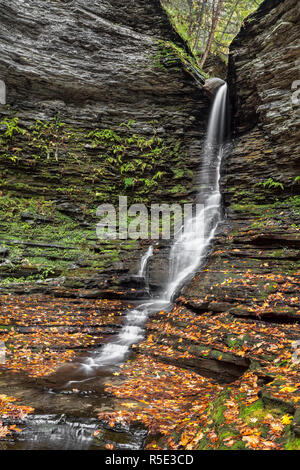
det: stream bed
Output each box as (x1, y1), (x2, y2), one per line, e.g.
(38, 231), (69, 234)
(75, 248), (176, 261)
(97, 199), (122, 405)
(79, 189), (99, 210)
(0, 368), (147, 450)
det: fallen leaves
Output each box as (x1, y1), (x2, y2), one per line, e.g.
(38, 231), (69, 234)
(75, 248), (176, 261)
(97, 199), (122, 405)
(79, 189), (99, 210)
(0, 393), (34, 439)
(282, 415), (293, 425)
(0, 294), (129, 377)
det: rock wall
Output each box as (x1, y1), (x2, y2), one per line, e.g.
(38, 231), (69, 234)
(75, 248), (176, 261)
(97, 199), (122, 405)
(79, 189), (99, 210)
(0, 0), (209, 295)
(0, 0), (205, 127)
(225, 0), (300, 203)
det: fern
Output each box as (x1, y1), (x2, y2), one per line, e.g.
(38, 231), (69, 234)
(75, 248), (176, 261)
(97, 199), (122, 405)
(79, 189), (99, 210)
(124, 177), (135, 189)
(257, 178), (284, 190)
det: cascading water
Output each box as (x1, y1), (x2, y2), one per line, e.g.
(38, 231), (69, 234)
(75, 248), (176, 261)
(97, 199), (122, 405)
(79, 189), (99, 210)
(74, 82), (228, 374)
(138, 246), (153, 278)
(165, 82), (228, 301)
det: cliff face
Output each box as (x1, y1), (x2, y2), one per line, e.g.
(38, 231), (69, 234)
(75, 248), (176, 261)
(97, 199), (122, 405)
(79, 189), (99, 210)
(0, 0), (300, 451)
(182, 0), (300, 316)
(225, 0), (300, 203)
(0, 0), (203, 127)
(0, 0), (208, 295)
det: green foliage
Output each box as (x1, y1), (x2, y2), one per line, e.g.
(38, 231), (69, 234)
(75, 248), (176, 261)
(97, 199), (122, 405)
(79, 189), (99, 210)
(256, 178), (284, 191)
(285, 436), (300, 450)
(124, 177), (135, 189)
(161, 0), (264, 65)
(0, 117), (27, 141)
(0, 112), (192, 213)
(120, 119), (136, 129)
(0, 117), (28, 163)
(172, 168), (185, 179)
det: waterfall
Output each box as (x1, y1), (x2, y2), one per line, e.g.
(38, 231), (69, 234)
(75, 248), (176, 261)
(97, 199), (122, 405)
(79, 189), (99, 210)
(164, 83), (228, 301)
(137, 246), (153, 278)
(74, 83), (228, 374)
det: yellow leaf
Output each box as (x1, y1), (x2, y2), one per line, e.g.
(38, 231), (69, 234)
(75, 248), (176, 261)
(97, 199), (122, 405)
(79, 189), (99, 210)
(180, 432), (190, 447)
(280, 386), (297, 393)
(282, 415), (293, 425)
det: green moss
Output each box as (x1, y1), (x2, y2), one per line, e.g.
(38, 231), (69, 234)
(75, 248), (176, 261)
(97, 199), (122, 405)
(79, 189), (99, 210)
(239, 399), (264, 420)
(154, 40), (209, 81)
(285, 437), (300, 450)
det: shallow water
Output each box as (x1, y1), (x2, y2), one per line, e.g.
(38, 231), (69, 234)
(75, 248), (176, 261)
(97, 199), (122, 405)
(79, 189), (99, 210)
(0, 369), (147, 450)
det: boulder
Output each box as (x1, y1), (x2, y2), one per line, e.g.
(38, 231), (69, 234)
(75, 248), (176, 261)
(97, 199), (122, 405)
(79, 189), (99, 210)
(203, 77), (226, 97)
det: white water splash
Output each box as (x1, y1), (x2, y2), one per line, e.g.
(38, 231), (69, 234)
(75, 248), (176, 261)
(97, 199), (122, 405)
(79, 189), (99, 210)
(137, 246), (153, 278)
(165, 83), (227, 300)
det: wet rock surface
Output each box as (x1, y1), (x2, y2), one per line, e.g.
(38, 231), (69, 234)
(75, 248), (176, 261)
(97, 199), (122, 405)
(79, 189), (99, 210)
(0, 0), (208, 295)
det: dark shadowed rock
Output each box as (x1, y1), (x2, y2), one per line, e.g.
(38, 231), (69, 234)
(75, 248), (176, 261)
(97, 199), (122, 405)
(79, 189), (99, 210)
(0, 247), (9, 258)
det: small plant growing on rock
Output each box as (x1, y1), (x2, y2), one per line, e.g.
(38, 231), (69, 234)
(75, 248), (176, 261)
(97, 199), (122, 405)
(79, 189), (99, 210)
(0, 117), (27, 144)
(256, 178), (284, 191)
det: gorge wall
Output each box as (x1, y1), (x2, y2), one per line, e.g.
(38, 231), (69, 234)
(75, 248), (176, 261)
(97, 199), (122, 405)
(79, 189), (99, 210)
(0, 0), (209, 296)
(225, 0), (299, 204)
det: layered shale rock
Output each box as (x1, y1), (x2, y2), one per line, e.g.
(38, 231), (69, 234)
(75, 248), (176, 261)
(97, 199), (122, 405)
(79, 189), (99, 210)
(0, 0), (209, 295)
(225, 0), (300, 202)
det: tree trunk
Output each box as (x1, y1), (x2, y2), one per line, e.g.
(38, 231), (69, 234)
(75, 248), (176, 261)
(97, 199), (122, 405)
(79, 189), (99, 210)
(220, 0), (240, 42)
(192, 0), (207, 52)
(199, 0), (224, 68)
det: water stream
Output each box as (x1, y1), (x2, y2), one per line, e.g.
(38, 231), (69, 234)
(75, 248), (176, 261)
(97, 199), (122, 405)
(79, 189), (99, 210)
(138, 245), (153, 278)
(2, 82), (229, 450)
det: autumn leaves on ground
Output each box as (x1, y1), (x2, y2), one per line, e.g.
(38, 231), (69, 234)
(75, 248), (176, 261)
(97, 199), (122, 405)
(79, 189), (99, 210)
(99, 268), (300, 450)
(0, 251), (299, 449)
(0, 295), (129, 442)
